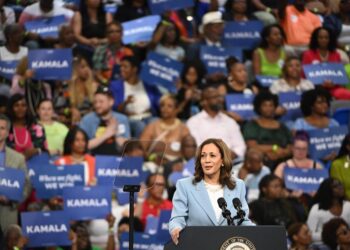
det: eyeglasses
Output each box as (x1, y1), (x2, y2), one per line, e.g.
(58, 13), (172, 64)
(153, 182), (166, 187)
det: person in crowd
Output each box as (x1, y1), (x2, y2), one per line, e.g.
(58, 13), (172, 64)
(187, 86), (246, 160)
(249, 174), (300, 227)
(321, 218), (350, 250)
(169, 138), (254, 245)
(93, 21), (133, 85)
(251, 0), (278, 25)
(79, 86), (130, 156)
(293, 88), (339, 131)
(243, 91), (292, 169)
(307, 178), (350, 243)
(113, 0), (149, 23)
(54, 25), (78, 56)
(151, 20), (185, 61)
(0, 95), (8, 114)
(67, 56), (98, 124)
(10, 57), (52, 117)
(176, 60), (206, 120)
(232, 148), (271, 202)
(73, 0), (112, 50)
(135, 173), (173, 227)
(3, 224), (27, 250)
(55, 126), (95, 186)
(117, 216), (143, 248)
(109, 56), (161, 138)
(331, 134), (350, 200)
(302, 27), (350, 100)
(280, 0), (321, 54)
(0, 115), (30, 232)
(37, 99), (68, 156)
(0, 0), (15, 44)
(140, 94), (190, 162)
(252, 24), (286, 78)
(6, 94), (47, 159)
(337, 0), (350, 49)
(0, 24), (28, 61)
(287, 222), (313, 250)
(223, 0), (254, 22)
(270, 56), (314, 94)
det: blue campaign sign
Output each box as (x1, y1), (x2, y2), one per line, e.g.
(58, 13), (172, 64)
(200, 45), (242, 74)
(140, 52), (183, 93)
(255, 75), (279, 87)
(21, 211), (71, 247)
(279, 92), (302, 122)
(223, 21), (264, 49)
(182, 158), (195, 176)
(26, 153), (51, 169)
(168, 172), (185, 186)
(122, 15), (161, 44)
(30, 164), (84, 199)
(104, 3), (117, 13)
(284, 167), (329, 193)
(308, 126), (348, 160)
(28, 48), (73, 80)
(113, 157), (146, 188)
(303, 63), (349, 85)
(0, 60), (18, 80)
(148, 0), (194, 15)
(120, 232), (163, 250)
(95, 155), (121, 186)
(115, 187), (137, 205)
(145, 216), (159, 235)
(0, 167), (25, 202)
(24, 15), (66, 38)
(156, 210), (172, 244)
(63, 186), (112, 220)
(225, 94), (256, 120)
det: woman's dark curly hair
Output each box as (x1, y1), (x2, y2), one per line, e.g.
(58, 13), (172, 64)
(336, 134), (350, 158)
(313, 178), (344, 210)
(63, 126), (89, 155)
(258, 174), (281, 198)
(300, 87), (331, 117)
(6, 94), (35, 128)
(253, 91), (279, 116)
(309, 27), (337, 51)
(259, 24), (286, 49)
(193, 138), (236, 190)
(180, 60), (207, 87)
(322, 218), (348, 250)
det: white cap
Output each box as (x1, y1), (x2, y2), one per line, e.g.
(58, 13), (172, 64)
(199, 11), (224, 34)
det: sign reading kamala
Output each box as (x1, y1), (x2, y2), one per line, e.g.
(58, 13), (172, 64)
(303, 63), (349, 85)
(28, 48), (73, 80)
(148, 0), (194, 15)
(225, 94), (255, 120)
(284, 167), (329, 193)
(122, 15), (160, 44)
(120, 232), (163, 250)
(63, 186), (112, 220)
(308, 126), (348, 160)
(279, 92), (302, 122)
(21, 211), (70, 247)
(223, 21), (264, 49)
(200, 46), (242, 74)
(0, 60), (19, 80)
(30, 164), (84, 199)
(0, 167), (25, 202)
(156, 210), (172, 244)
(140, 52), (183, 93)
(255, 75), (279, 87)
(113, 156), (146, 187)
(24, 15), (66, 38)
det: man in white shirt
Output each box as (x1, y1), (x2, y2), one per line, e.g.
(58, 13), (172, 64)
(187, 86), (246, 159)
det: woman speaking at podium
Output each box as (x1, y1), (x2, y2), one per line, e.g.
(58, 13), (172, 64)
(169, 138), (254, 245)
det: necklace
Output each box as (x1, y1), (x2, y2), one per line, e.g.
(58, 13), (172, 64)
(319, 50), (329, 62)
(344, 156), (350, 169)
(13, 127), (29, 147)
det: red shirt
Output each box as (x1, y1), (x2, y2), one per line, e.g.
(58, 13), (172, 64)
(141, 199), (173, 226)
(302, 49), (341, 65)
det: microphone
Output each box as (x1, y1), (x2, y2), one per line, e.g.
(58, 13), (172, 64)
(232, 198), (246, 225)
(217, 198), (233, 226)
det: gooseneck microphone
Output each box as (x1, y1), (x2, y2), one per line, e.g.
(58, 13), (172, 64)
(232, 198), (246, 225)
(217, 198), (233, 226)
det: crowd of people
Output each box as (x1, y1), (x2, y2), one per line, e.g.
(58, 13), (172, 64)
(1, 0), (350, 249)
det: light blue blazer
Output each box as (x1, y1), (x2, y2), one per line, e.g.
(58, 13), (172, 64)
(169, 177), (254, 234)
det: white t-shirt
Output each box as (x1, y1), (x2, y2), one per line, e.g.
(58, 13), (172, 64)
(204, 181), (224, 222)
(339, 24), (350, 46)
(0, 6), (16, 42)
(0, 46), (28, 61)
(124, 80), (151, 119)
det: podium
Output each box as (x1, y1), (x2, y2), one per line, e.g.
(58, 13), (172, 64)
(164, 226), (287, 250)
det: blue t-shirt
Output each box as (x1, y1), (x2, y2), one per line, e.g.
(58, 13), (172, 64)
(293, 118), (339, 131)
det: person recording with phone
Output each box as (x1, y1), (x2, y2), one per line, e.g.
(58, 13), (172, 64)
(169, 138), (254, 245)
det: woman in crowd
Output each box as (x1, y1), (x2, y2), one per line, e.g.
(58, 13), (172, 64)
(3, 224), (27, 250)
(223, 0), (254, 21)
(0, 24), (28, 61)
(37, 99), (68, 156)
(307, 178), (350, 243)
(270, 56), (314, 94)
(151, 20), (185, 61)
(243, 91), (292, 169)
(252, 24), (286, 77)
(140, 94), (190, 162)
(109, 56), (161, 137)
(135, 173), (173, 227)
(55, 127), (96, 186)
(249, 174), (300, 227)
(176, 60), (205, 120)
(287, 222), (313, 250)
(6, 94), (47, 160)
(321, 218), (350, 250)
(331, 134), (350, 200)
(169, 138), (253, 245)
